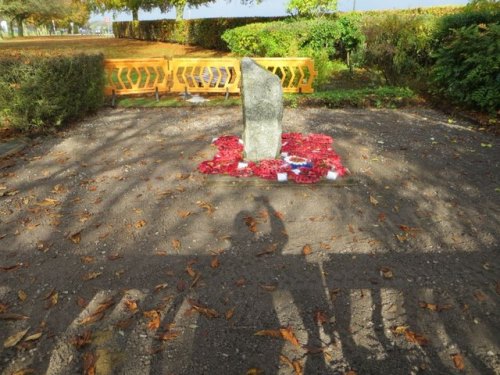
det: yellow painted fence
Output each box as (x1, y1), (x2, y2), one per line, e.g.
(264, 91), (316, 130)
(104, 57), (317, 97)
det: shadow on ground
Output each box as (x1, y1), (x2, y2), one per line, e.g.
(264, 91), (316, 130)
(0, 106), (499, 375)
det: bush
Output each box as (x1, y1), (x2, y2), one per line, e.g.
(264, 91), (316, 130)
(113, 17), (285, 50)
(0, 53), (105, 132)
(361, 13), (438, 86)
(431, 23), (500, 113)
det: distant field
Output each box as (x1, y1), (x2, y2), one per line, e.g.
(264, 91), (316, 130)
(0, 36), (229, 58)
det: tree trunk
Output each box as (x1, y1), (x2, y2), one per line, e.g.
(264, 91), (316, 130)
(9, 20), (15, 37)
(16, 16), (24, 37)
(175, 4), (185, 21)
(132, 8), (139, 21)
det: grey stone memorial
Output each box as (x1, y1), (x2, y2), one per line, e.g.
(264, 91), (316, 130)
(241, 57), (283, 161)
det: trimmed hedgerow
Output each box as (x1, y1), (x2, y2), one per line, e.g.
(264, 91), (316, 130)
(112, 17), (285, 50)
(0, 53), (105, 132)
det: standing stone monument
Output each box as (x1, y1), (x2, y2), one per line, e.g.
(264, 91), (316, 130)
(241, 57), (283, 161)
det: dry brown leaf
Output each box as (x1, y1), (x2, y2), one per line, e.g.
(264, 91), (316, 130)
(260, 284), (277, 292)
(380, 267), (394, 279)
(144, 310), (161, 330)
(244, 216), (258, 233)
(157, 328), (180, 341)
(258, 210), (269, 222)
(225, 307), (235, 320)
(302, 244), (313, 256)
(69, 231), (82, 244)
(35, 198), (59, 207)
(177, 210), (191, 218)
(246, 369), (264, 375)
(124, 299), (138, 312)
(188, 299), (219, 319)
(0, 303), (7, 313)
(79, 312), (104, 325)
(378, 212), (386, 222)
(154, 283), (168, 292)
(255, 326), (300, 347)
(451, 353), (465, 370)
(51, 184), (66, 194)
(24, 332), (42, 341)
(18, 290), (27, 302)
(210, 256), (220, 269)
(4, 327), (30, 348)
(176, 279), (187, 292)
(172, 239), (181, 252)
(419, 301), (452, 312)
(45, 290), (58, 309)
(280, 355), (304, 375)
(473, 290), (488, 302)
(82, 272), (102, 281)
(77, 296), (88, 308)
(345, 371), (358, 375)
(114, 318), (134, 330)
(392, 325), (428, 346)
(80, 256), (95, 264)
(0, 313), (29, 321)
(256, 243), (277, 257)
(329, 288), (341, 302)
(185, 264), (197, 278)
(10, 368), (35, 375)
(105, 253), (121, 261)
(83, 351), (97, 375)
(273, 211), (285, 220)
(36, 240), (52, 252)
(313, 310), (328, 325)
(71, 330), (92, 348)
(134, 220), (146, 229)
(196, 201), (215, 215)
(369, 195), (379, 206)
(235, 277), (247, 287)
(176, 173), (191, 180)
(319, 242), (331, 250)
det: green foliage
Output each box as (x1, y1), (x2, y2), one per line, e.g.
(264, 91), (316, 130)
(113, 17), (285, 50)
(431, 23), (500, 113)
(288, 86), (416, 108)
(286, 0), (337, 17)
(361, 13), (438, 85)
(222, 16), (364, 85)
(0, 53), (104, 132)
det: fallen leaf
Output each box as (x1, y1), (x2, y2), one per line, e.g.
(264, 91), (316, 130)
(210, 255), (220, 269)
(378, 212), (386, 222)
(172, 239), (181, 252)
(107, 253), (123, 261)
(235, 277), (247, 287)
(71, 330), (92, 348)
(77, 296), (88, 308)
(380, 267), (394, 279)
(313, 310), (328, 325)
(18, 290), (27, 301)
(177, 210), (191, 218)
(255, 326), (300, 347)
(157, 329), (180, 341)
(83, 351), (97, 375)
(260, 284), (277, 292)
(10, 369), (35, 375)
(176, 279), (186, 292)
(79, 299), (114, 325)
(369, 195), (379, 206)
(392, 325), (410, 335)
(244, 216), (259, 234)
(154, 283), (168, 292)
(273, 211), (285, 220)
(35, 198), (59, 207)
(256, 243), (277, 257)
(225, 307), (235, 320)
(81, 256), (95, 264)
(176, 173), (190, 180)
(319, 242), (331, 250)
(1, 263), (25, 271)
(345, 371), (358, 375)
(451, 353), (465, 370)
(4, 327), (30, 348)
(196, 201), (215, 215)
(24, 332), (42, 341)
(419, 301), (452, 312)
(302, 244), (312, 256)
(392, 326), (428, 346)
(69, 231), (82, 244)
(280, 355), (304, 375)
(82, 272), (102, 281)
(36, 240), (52, 252)
(0, 303), (7, 313)
(473, 290), (488, 302)
(51, 184), (67, 194)
(124, 299), (138, 312)
(0, 313), (29, 321)
(185, 264), (197, 278)
(114, 318), (134, 330)
(188, 299), (219, 319)
(329, 288), (341, 302)
(45, 290), (58, 309)
(134, 220), (146, 228)
(246, 368), (264, 375)
(144, 310), (161, 330)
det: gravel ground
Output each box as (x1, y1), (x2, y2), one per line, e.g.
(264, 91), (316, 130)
(0, 106), (499, 375)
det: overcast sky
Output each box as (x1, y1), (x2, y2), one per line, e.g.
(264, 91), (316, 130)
(91, 0), (469, 22)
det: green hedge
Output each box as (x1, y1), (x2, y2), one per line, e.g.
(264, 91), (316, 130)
(112, 17), (285, 50)
(0, 53), (105, 132)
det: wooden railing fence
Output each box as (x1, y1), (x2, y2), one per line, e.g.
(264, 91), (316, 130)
(104, 57), (317, 98)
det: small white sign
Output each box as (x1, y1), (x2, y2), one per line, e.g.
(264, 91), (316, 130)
(277, 172), (288, 182)
(237, 162), (248, 169)
(327, 171), (339, 180)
